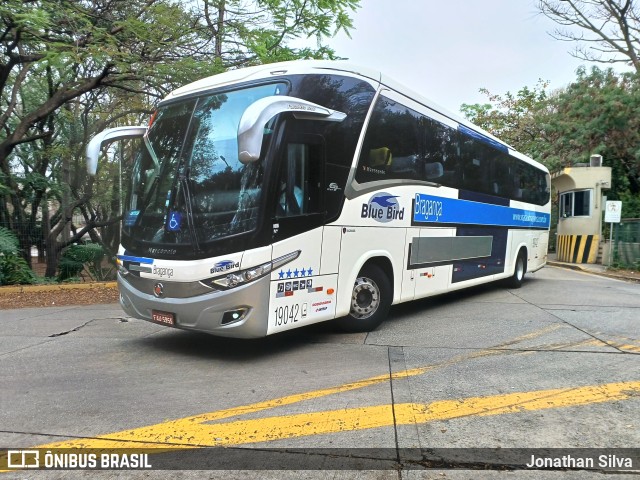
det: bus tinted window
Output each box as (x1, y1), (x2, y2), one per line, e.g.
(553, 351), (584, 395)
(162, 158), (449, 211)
(356, 95), (550, 206)
(356, 97), (422, 181)
(423, 115), (460, 188)
(459, 134), (493, 194)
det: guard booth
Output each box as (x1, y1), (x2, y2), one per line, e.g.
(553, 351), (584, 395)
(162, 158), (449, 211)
(551, 155), (612, 263)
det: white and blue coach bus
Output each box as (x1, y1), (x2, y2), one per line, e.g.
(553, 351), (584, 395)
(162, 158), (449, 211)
(86, 61), (551, 338)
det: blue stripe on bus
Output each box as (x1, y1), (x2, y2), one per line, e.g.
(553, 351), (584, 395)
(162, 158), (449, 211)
(117, 255), (154, 264)
(412, 193), (551, 229)
(458, 124), (509, 153)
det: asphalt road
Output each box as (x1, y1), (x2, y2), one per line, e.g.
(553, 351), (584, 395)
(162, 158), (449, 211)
(1, 265), (639, 479)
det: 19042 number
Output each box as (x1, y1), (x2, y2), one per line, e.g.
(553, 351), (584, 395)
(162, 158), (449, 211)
(274, 304), (300, 326)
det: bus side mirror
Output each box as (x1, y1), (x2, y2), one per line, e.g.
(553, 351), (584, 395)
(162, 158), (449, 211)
(86, 126), (147, 175)
(237, 96), (346, 164)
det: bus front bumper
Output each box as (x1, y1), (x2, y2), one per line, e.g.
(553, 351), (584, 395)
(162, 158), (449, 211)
(117, 273), (271, 338)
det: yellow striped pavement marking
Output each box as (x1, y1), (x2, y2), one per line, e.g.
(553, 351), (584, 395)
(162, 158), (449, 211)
(3, 323), (637, 471)
(24, 380), (640, 451)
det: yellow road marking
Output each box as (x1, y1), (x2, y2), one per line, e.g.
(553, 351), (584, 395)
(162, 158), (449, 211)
(177, 323), (563, 425)
(613, 343), (640, 353)
(604, 335), (640, 353)
(515, 337), (611, 355)
(31, 323), (560, 448)
(4, 323), (637, 471)
(27, 380), (640, 451)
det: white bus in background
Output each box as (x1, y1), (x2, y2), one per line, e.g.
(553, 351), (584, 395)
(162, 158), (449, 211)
(86, 61), (551, 338)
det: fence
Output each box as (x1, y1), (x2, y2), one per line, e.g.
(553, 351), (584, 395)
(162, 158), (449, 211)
(1, 220), (119, 281)
(0, 221), (46, 260)
(613, 219), (640, 269)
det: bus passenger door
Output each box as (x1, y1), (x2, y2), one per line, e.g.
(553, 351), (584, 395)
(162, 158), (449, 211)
(268, 134), (337, 334)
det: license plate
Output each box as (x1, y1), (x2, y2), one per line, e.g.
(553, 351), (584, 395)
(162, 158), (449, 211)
(151, 310), (175, 326)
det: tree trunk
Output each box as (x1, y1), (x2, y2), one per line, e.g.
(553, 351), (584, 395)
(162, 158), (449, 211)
(18, 232), (33, 269)
(39, 193), (49, 263)
(45, 238), (61, 278)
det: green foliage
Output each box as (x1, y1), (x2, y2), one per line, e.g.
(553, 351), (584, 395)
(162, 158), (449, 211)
(56, 256), (84, 283)
(460, 79), (549, 155)
(229, 0), (360, 63)
(1, 0), (360, 278)
(0, 254), (36, 286)
(0, 227), (35, 285)
(56, 243), (114, 282)
(540, 67), (640, 218)
(0, 227), (20, 255)
(461, 67), (640, 218)
(618, 191), (640, 219)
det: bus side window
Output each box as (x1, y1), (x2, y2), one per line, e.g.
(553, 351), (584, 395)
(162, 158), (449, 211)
(277, 142), (323, 217)
(367, 147), (392, 170)
(460, 137), (491, 193)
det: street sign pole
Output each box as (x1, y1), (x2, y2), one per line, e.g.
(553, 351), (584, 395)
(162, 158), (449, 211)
(605, 201), (622, 268)
(609, 223), (614, 267)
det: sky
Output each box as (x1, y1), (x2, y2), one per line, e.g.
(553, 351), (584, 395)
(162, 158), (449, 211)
(320, 0), (590, 114)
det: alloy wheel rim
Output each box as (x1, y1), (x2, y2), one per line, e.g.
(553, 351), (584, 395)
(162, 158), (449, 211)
(350, 277), (380, 319)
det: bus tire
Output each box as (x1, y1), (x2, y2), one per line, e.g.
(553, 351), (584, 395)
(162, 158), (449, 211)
(337, 264), (392, 333)
(506, 250), (526, 289)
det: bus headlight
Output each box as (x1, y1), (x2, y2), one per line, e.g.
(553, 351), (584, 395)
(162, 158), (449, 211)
(201, 250), (300, 290)
(222, 273), (244, 288)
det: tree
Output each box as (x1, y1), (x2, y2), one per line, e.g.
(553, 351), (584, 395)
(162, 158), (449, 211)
(460, 80), (550, 156)
(1, 1), (210, 275)
(1, 0), (360, 280)
(538, 67), (640, 216)
(195, 0), (360, 66)
(537, 0), (640, 73)
(462, 67), (640, 218)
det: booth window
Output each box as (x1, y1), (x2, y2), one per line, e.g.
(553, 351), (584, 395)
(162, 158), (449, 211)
(560, 189), (591, 218)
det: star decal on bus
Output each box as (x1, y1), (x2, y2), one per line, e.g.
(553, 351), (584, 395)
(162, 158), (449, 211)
(278, 267), (313, 279)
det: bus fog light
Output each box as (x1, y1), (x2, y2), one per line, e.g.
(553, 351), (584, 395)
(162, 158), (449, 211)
(221, 308), (249, 325)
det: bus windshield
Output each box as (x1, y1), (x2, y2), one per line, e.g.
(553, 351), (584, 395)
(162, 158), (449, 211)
(124, 83), (287, 250)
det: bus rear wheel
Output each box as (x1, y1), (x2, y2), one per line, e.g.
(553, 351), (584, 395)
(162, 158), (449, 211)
(337, 264), (392, 332)
(506, 250), (526, 288)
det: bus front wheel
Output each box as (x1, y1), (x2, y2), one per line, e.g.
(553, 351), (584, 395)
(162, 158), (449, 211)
(337, 264), (392, 332)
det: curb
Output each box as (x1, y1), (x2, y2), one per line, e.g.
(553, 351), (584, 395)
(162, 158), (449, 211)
(547, 261), (640, 283)
(0, 282), (118, 294)
(547, 261), (584, 272)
